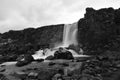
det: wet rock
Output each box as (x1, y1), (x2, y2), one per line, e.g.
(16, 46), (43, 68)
(28, 72), (38, 79)
(49, 62), (56, 66)
(16, 54), (34, 67)
(45, 55), (55, 60)
(116, 64), (120, 68)
(16, 54), (24, 61)
(13, 71), (27, 79)
(52, 73), (63, 80)
(0, 65), (6, 67)
(35, 59), (44, 62)
(0, 68), (5, 72)
(54, 48), (74, 60)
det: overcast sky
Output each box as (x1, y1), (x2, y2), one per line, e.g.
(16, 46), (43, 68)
(0, 0), (120, 33)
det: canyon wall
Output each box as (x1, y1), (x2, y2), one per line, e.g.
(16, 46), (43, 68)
(78, 7), (120, 55)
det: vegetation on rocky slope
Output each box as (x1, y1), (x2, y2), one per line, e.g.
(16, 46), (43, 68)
(0, 24), (64, 56)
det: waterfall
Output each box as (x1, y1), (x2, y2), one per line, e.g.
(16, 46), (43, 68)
(59, 22), (78, 47)
(33, 22), (80, 59)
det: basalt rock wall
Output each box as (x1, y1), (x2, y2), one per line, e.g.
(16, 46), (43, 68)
(78, 7), (120, 55)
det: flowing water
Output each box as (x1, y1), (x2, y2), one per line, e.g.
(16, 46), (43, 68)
(62, 22), (78, 47)
(32, 22), (79, 59)
(55, 22), (78, 48)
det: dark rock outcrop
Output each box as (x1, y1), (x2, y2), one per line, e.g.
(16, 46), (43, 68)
(78, 7), (120, 55)
(35, 59), (44, 62)
(45, 55), (55, 60)
(16, 54), (34, 67)
(77, 8), (120, 80)
(54, 48), (74, 60)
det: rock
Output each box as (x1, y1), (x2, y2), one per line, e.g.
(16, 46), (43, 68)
(28, 72), (38, 79)
(54, 48), (74, 60)
(35, 59), (44, 62)
(14, 71), (27, 79)
(52, 73), (63, 80)
(16, 54), (34, 67)
(24, 54), (34, 62)
(59, 63), (69, 67)
(48, 62), (56, 66)
(0, 65), (6, 67)
(116, 64), (120, 68)
(15, 71), (27, 75)
(75, 58), (89, 62)
(16, 54), (24, 61)
(16, 61), (28, 67)
(45, 55), (54, 60)
(0, 68), (5, 72)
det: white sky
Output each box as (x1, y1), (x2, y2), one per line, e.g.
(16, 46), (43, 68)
(0, 0), (120, 33)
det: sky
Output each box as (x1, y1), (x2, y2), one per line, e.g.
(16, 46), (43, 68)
(0, 0), (120, 33)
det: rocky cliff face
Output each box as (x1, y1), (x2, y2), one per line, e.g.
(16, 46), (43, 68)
(0, 24), (64, 55)
(77, 8), (120, 80)
(78, 7), (120, 55)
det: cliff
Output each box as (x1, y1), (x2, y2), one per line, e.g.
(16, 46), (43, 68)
(77, 8), (120, 80)
(78, 7), (120, 55)
(0, 24), (64, 55)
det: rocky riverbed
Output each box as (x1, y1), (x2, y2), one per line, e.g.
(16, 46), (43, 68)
(0, 59), (83, 80)
(0, 54), (120, 80)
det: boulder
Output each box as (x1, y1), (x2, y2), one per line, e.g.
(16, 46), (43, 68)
(13, 71), (27, 79)
(16, 54), (34, 67)
(16, 54), (24, 61)
(52, 73), (63, 80)
(45, 55), (55, 60)
(54, 50), (74, 60)
(28, 72), (38, 79)
(35, 59), (44, 62)
(48, 62), (56, 66)
(0, 68), (5, 72)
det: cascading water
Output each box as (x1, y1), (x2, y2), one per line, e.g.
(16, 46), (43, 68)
(55, 22), (78, 48)
(62, 22), (78, 47)
(32, 22), (80, 59)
